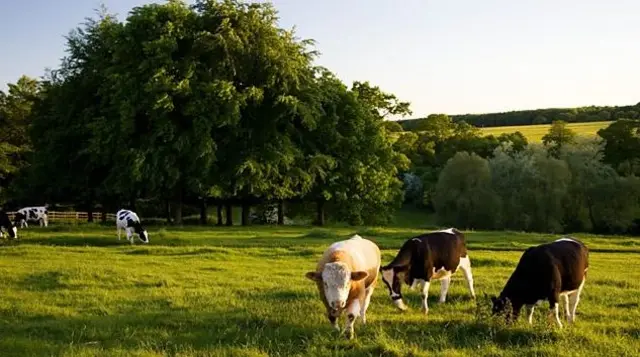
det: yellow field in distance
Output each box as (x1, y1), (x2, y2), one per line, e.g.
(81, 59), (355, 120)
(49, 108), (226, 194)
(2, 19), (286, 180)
(479, 121), (612, 142)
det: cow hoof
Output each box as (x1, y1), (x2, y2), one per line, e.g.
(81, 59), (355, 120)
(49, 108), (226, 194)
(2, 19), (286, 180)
(345, 330), (354, 340)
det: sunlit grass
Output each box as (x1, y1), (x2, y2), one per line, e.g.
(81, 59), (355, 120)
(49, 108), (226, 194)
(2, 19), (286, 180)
(479, 121), (612, 142)
(0, 224), (639, 356)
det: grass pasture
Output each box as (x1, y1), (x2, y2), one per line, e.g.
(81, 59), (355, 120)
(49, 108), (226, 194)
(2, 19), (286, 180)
(1, 224), (639, 356)
(479, 121), (612, 142)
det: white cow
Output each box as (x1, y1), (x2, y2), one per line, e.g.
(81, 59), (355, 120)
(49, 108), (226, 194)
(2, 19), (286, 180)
(14, 206), (48, 228)
(116, 209), (149, 244)
(305, 234), (381, 339)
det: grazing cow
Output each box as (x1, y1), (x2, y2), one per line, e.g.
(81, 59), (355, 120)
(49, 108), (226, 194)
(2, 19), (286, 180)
(305, 234), (381, 339)
(0, 211), (18, 239)
(14, 206), (48, 228)
(491, 237), (589, 328)
(380, 228), (476, 314)
(116, 209), (149, 244)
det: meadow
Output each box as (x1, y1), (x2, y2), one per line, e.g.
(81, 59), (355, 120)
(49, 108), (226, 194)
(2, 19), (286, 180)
(1, 222), (639, 357)
(479, 121), (612, 142)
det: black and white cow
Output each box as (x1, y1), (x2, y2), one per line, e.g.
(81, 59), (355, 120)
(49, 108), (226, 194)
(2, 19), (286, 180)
(0, 211), (18, 239)
(380, 228), (476, 314)
(14, 206), (48, 228)
(491, 237), (589, 328)
(116, 209), (149, 244)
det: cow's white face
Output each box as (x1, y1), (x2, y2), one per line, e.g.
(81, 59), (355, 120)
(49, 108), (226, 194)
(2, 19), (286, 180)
(322, 262), (352, 310)
(306, 262), (368, 311)
(380, 266), (409, 311)
(139, 230), (149, 244)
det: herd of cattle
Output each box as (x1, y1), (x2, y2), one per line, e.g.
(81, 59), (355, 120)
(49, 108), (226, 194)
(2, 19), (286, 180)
(305, 229), (589, 339)
(0, 207), (149, 244)
(0, 207), (589, 340)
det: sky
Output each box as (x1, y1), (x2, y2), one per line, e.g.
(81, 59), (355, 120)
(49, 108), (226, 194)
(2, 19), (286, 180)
(1, 0), (639, 119)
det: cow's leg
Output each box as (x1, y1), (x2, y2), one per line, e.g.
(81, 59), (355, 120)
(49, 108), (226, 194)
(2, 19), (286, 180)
(526, 305), (535, 324)
(326, 310), (339, 331)
(344, 299), (361, 340)
(439, 276), (451, 303)
(361, 285), (375, 325)
(547, 297), (563, 328)
(0, 229), (3, 238)
(23, 221), (28, 228)
(420, 279), (431, 314)
(43, 217), (48, 227)
(569, 279), (585, 323)
(126, 228), (133, 244)
(117, 226), (121, 240)
(563, 294), (571, 322)
(458, 255), (476, 299)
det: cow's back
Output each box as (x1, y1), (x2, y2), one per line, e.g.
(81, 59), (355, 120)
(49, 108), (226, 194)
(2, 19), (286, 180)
(321, 236), (381, 287)
(419, 230), (467, 272)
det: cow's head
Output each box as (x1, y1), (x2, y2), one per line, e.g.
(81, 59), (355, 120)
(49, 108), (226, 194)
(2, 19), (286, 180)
(306, 262), (368, 312)
(13, 213), (25, 227)
(2, 224), (17, 239)
(490, 295), (517, 323)
(380, 263), (410, 311)
(130, 220), (149, 244)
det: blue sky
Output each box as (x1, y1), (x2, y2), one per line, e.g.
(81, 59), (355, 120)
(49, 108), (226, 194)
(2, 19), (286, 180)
(1, 0), (638, 118)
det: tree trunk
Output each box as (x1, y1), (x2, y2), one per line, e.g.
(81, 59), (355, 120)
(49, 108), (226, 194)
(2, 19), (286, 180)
(87, 201), (94, 222)
(225, 203), (233, 226)
(241, 201), (250, 226)
(173, 190), (183, 225)
(165, 199), (172, 224)
(199, 198), (208, 225)
(315, 199), (325, 226)
(277, 200), (285, 225)
(217, 204), (223, 226)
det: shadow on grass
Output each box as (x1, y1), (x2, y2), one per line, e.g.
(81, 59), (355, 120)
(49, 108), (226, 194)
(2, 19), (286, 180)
(0, 308), (321, 356)
(19, 271), (68, 291)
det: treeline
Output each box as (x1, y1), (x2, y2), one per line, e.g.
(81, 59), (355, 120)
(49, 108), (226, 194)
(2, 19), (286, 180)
(398, 104), (640, 130)
(3, 0), (640, 233)
(399, 116), (640, 234)
(0, 0), (414, 226)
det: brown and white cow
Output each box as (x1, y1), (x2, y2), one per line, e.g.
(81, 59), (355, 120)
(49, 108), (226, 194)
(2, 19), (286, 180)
(305, 234), (381, 339)
(491, 237), (589, 328)
(380, 228), (476, 314)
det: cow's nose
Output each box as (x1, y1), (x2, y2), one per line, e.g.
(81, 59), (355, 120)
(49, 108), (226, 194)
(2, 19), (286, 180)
(340, 301), (346, 308)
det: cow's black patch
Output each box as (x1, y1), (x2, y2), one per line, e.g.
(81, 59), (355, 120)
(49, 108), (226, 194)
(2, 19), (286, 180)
(0, 211), (16, 238)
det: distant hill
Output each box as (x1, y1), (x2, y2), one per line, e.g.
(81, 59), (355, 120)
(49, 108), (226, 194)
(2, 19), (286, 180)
(398, 103), (640, 130)
(479, 121), (612, 143)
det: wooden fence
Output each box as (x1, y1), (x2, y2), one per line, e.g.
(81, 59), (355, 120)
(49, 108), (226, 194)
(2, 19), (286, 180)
(5, 211), (117, 222)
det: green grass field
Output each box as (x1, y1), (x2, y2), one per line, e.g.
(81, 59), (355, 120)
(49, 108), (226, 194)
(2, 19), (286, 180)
(1, 223), (639, 356)
(479, 121), (612, 142)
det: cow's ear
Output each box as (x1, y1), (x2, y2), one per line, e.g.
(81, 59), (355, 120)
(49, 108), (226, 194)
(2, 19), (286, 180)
(305, 272), (321, 281)
(350, 271), (368, 281)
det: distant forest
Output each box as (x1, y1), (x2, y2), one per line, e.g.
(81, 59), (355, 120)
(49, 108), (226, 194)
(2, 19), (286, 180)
(398, 103), (640, 130)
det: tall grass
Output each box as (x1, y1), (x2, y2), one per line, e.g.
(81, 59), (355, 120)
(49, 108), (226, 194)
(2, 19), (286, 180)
(0, 224), (638, 356)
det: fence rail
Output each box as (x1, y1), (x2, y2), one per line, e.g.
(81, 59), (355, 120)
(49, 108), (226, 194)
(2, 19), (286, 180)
(5, 211), (117, 222)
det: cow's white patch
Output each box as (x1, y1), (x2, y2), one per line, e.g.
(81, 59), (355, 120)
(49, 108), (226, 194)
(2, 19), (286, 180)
(393, 298), (408, 310)
(381, 268), (394, 288)
(321, 262), (351, 309)
(434, 228), (455, 235)
(12, 226), (17, 238)
(555, 237), (579, 244)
